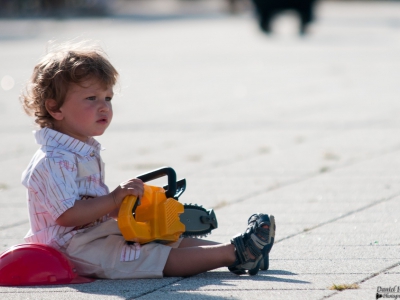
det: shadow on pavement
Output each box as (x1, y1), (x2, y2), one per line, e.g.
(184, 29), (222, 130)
(0, 269), (310, 298)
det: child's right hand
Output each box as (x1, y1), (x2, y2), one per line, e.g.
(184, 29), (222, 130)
(111, 178), (144, 207)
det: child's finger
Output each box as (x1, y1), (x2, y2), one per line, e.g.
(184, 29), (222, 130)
(126, 183), (144, 197)
(130, 186), (143, 197)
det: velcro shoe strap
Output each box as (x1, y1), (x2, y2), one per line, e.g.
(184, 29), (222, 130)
(231, 235), (249, 264)
(246, 237), (263, 258)
(232, 234), (264, 264)
(247, 214), (259, 225)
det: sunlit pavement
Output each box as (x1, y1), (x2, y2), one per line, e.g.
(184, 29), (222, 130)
(1, 0), (400, 299)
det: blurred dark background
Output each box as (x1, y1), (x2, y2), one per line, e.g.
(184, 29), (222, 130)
(0, 0), (388, 19)
(0, 0), (110, 17)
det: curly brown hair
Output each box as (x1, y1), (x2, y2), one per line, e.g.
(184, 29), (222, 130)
(20, 42), (119, 128)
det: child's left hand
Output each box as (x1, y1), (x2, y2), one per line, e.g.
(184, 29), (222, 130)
(112, 178), (144, 207)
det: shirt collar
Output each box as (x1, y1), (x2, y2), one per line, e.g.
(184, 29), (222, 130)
(34, 127), (102, 156)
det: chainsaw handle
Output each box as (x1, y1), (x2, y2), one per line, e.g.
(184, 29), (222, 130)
(136, 167), (177, 198)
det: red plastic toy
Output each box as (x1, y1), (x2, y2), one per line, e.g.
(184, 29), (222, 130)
(0, 243), (93, 286)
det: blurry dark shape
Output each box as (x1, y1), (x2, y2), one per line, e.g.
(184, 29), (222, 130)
(0, 0), (109, 18)
(225, 0), (252, 15)
(251, 0), (318, 35)
(227, 0), (241, 14)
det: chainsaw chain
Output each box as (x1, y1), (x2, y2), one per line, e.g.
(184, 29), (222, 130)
(181, 203), (215, 238)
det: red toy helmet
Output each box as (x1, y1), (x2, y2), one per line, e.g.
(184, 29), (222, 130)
(0, 243), (94, 286)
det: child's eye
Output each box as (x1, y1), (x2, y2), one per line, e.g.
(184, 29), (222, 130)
(105, 97), (112, 102)
(86, 96), (96, 101)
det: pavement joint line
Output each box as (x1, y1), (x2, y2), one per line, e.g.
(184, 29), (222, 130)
(104, 125), (397, 176)
(161, 288), (329, 291)
(183, 128), (348, 177)
(356, 262), (400, 285)
(214, 143), (400, 211)
(184, 124), (399, 178)
(0, 291), (75, 294)
(321, 261), (400, 299)
(132, 277), (186, 300)
(104, 126), (347, 173)
(276, 193), (400, 244)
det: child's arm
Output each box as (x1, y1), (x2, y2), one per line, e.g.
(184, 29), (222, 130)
(56, 178), (143, 227)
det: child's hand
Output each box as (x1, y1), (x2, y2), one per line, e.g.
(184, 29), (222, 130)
(111, 178), (144, 207)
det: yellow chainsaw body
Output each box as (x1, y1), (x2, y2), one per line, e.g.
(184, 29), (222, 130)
(117, 184), (185, 244)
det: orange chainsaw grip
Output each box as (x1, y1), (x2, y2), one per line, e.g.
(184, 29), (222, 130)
(117, 184), (185, 244)
(117, 194), (150, 242)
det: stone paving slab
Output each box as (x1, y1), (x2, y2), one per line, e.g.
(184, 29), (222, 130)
(0, 277), (182, 300)
(274, 244), (400, 260)
(361, 264), (400, 286)
(162, 271), (368, 290)
(1, 0), (400, 299)
(328, 265), (400, 299)
(138, 290), (334, 300)
(0, 290), (334, 300)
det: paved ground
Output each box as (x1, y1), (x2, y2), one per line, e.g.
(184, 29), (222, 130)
(1, 0), (400, 299)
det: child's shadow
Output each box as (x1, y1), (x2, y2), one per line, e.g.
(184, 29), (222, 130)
(67, 269), (310, 299)
(187, 269), (311, 285)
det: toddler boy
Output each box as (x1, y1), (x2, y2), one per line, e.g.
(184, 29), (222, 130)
(20, 42), (275, 278)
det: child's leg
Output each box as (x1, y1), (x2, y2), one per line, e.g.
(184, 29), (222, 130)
(163, 242), (236, 277)
(178, 237), (220, 248)
(163, 213), (275, 277)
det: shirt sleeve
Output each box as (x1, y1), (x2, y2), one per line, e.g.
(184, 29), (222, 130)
(30, 156), (79, 221)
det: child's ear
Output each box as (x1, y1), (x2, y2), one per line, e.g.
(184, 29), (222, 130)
(45, 99), (64, 121)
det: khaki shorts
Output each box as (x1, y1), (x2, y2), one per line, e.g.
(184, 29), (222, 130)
(61, 219), (182, 279)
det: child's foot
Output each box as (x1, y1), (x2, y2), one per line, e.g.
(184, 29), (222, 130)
(228, 213), (275, 276)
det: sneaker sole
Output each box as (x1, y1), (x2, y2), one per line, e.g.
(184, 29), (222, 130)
(260, 215), (275, 271)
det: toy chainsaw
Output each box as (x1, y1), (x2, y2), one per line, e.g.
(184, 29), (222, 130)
(117, 167), (218, 244)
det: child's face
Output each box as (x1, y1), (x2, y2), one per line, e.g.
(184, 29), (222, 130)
(53, 78), (113, 142)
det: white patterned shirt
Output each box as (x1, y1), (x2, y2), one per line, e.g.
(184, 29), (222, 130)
(22, 128), (111, 249)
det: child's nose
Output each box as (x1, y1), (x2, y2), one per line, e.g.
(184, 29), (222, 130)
(99, 100), (111, 111)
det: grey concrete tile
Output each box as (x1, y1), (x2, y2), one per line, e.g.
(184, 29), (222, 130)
(361, 273), (400, 290)
(274, 244), (400, 260)
(137, 290), (333, 300)
(0, 222), (30, 252)
(164, 270), (365, 292)
(0, 278), (181, 299)
(328, 264), (400, 299)
(277, 195), (400, 247)
(272, 258), (398, 275)
(386, 264), (400, 274)
(326, 288), (373, 300)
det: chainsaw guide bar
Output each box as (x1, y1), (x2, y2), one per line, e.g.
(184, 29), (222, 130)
(181, 204), (218, 237)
